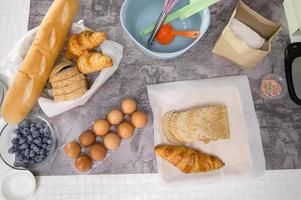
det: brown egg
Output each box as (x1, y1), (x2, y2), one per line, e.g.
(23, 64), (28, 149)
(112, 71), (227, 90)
(104, 133), (121, 150)
(92, 119), (110, 136)
(74, 155), (92, 172)
(121, 98), (137, 114)
(117, 122), (134, 139)
(64, 141), (82, 159)
(107, 109), (123, 125)
(131, 111), (148, 128)
(89, 143), (106, 161)
(79, 130), (96, 147)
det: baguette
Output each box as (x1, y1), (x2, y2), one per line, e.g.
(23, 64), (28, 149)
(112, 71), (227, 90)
(1, 0), (79, 124)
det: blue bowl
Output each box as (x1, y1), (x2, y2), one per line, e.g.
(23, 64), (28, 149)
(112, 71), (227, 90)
(120, 0), (210, 59)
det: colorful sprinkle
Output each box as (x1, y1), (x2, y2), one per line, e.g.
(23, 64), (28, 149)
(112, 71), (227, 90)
(261, 79), (282, 97)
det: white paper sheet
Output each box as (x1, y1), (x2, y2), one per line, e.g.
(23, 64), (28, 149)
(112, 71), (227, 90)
(147, 75), (265, 184)
(0, 21), (123, 117)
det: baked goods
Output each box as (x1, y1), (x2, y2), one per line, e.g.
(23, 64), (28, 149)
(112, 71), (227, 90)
(92, 119), (110, 136)
(104, 133), (121, 150)
(53, 87), (87, 102)
(74, 154), (92, 172)
(121, 98), (137, 114)
(162, 105), (230, 144)
(77, 51), (113, 74)
(49, 61), (88, 102)
(117, 122), (134, 139)
(107, 109), (124, 125)
(89, 143), (106, 161)
(64, 98), (147, 172)
(1, 0), (80, 124)
(79, 130), (96, 147)
(131, 111), (148, 128)
(65, 30), (107, 60)
(64, 141), (81, 159)
(154, 144), (225, 173)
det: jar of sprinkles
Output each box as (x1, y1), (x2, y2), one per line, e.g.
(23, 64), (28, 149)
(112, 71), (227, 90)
(260, 74), (286, 99)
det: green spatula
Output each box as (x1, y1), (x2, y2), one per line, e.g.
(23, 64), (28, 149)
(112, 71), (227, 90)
(140, 0), (219, 36)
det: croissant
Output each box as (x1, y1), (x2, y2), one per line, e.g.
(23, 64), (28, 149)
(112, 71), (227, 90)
(154, 145), (224, 173)
(77, 51), (113, 74)
(66, 30), (107, 59)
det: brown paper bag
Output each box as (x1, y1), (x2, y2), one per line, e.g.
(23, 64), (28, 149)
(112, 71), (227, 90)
(212, 1), (282, 69)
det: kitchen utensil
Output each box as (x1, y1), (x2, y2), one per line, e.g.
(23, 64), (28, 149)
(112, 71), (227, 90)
(0, 115), (57, 170)
(1, 170), (36, 200)
(156, 24), (200, 45)
(120, 0), (210, 59)
(141, 0), (219, 36)
(285, 42), (301, 105)
(147, 0), (180, 48)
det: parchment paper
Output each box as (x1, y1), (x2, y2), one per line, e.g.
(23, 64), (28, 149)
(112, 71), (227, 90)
(147, 75), (265, 184)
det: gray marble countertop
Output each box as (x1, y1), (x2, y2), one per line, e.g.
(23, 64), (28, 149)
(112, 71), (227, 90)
(28, 0), (301, 176)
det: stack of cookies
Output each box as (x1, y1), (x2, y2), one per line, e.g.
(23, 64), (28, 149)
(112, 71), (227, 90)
(49, 61), (87, 102)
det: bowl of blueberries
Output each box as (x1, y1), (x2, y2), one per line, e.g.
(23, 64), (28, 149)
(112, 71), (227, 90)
(0, 115), (56, 169)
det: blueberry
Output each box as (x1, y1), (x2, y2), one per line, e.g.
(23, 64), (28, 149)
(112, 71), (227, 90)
(13, 129), (20, 134)
(30, 127), (37, 132)
(11, 138), (18, 144)
(8, 147), (15, 154)
(23, 158), (29, 164)
(42, 138), (48, 144)
(42, 144), (47, 149)
(34, 155), (43, 163)
(22, 128), (30, 135)
(41, 155), (46, 160)
(27, 135), (33, 142)
(29, 150), (36, 158)
(30, 143), (37, 150)
(18, 121), (29, 129)
(14, 161), (24, 167)
(15, 154), (24, 161)
(29, 159), (36, 165)
(30, 123), (36, 127)
(12, 143), (18, 150)
(24, 149), (30, 157)
(33, 146), (40, 153)
(46, 145), (52, 151)
(17, 132), (22, 139)
(32, 131), (40, 138)
(18, 138), (26, 145)
(36, 123), (43, 129)
(46, 139), (53, 145)
(33, 138), (42, 145)
(20, 143), (29, 150)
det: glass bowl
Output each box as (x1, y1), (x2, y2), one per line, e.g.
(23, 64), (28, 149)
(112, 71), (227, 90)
(260, 74), (287, 100)
(0, 115), (57, 170)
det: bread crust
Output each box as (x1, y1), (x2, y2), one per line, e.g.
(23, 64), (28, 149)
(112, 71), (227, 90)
(1, 0), (80, 124)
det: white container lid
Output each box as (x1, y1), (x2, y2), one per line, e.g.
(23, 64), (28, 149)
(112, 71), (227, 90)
(1, 170), (36, 200)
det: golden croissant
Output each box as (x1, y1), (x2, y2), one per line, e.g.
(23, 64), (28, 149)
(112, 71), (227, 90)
(155, 145), (224, 173)
(77, 51), (113, 74)
(66, 30), (107, 59)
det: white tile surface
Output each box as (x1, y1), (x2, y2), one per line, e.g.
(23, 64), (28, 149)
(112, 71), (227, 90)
(23, 170), (300, 200)
(0, 0), (30, 61)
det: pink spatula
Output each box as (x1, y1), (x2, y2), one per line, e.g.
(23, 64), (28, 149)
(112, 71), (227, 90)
(146, 0), (179, 48)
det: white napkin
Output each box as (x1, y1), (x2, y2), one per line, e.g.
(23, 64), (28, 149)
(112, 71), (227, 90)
(0, 20), (123, 117)
(230, 18), (266, 50)
(147, 75), (265, 184)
